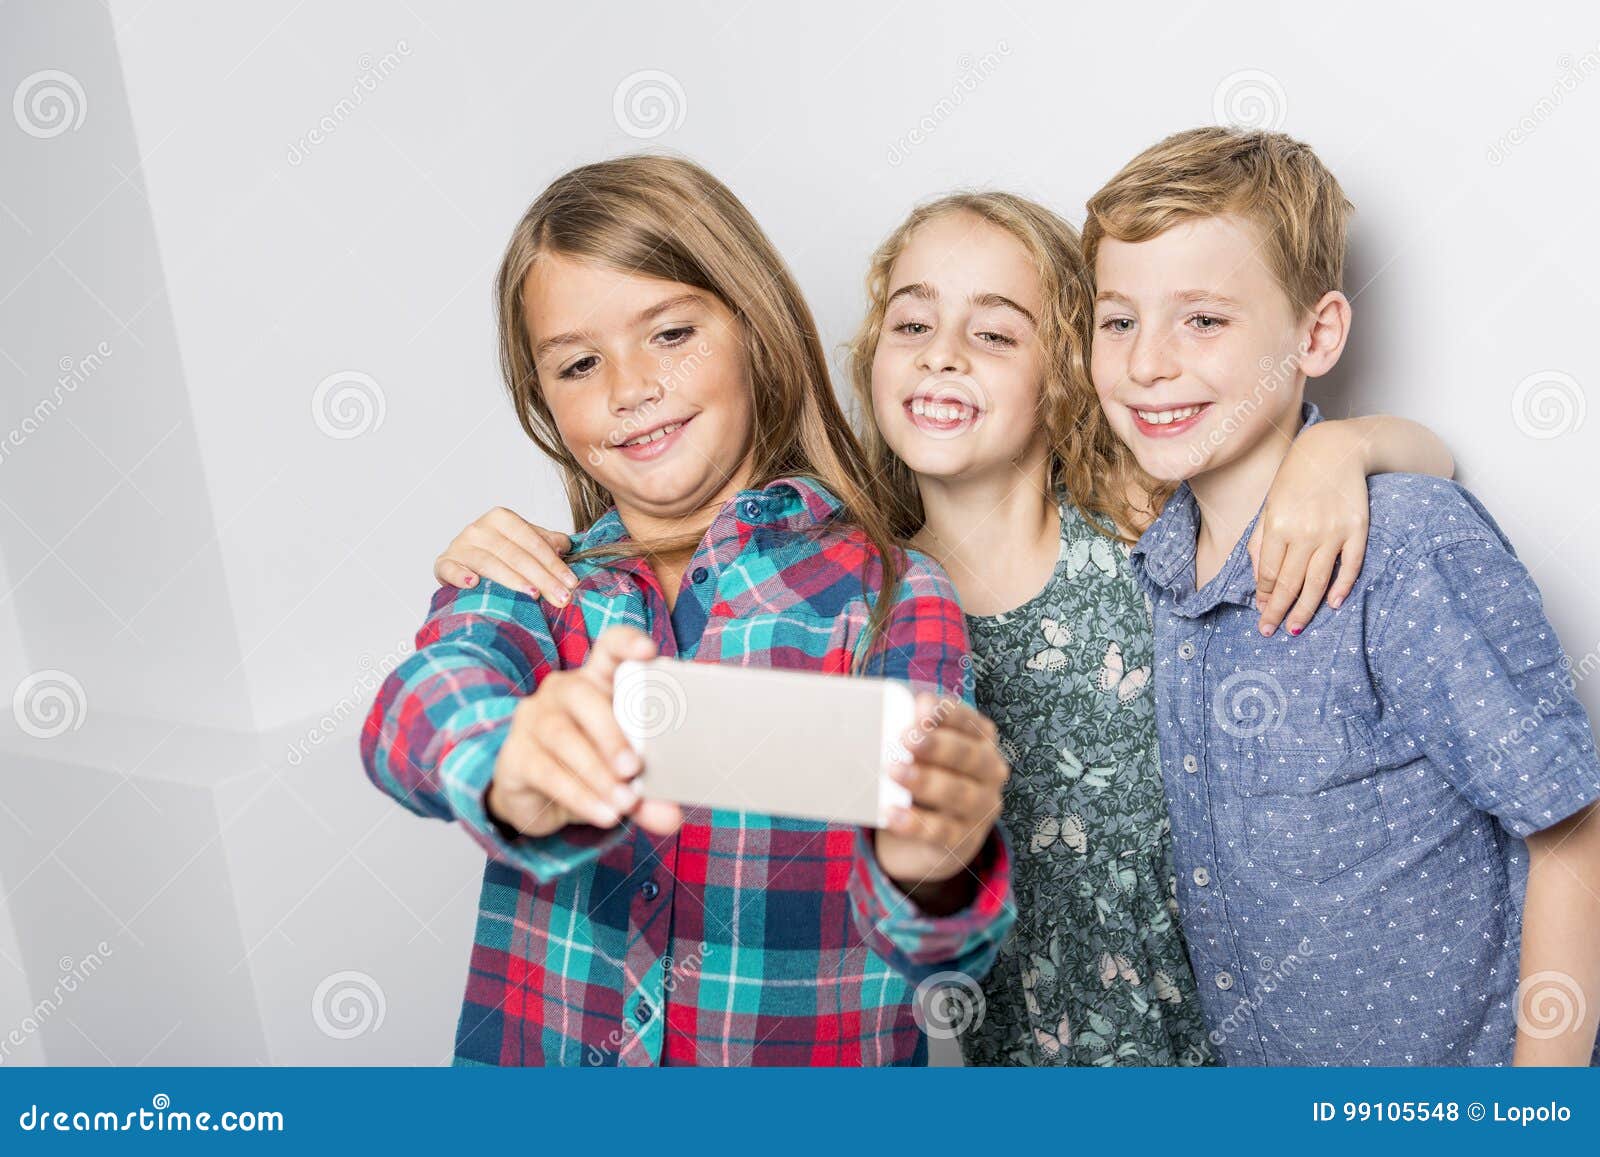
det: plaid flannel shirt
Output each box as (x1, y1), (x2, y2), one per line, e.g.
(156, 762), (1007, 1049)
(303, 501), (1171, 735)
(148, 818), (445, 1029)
(361, 475), (1014, 1065)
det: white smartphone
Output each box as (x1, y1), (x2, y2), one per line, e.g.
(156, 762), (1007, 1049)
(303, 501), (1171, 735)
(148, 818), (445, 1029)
(612, 659), (916, 828)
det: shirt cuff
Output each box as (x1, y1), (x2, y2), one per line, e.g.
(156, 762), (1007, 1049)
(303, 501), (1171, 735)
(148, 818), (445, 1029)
(847, 822), (1015, 983)
(439, 710), (631, 885)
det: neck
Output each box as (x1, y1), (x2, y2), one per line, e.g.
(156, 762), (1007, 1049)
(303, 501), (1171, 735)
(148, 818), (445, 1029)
(911, 446), (1057, 616)
(615, 458), (755, 606)
(1187, 405), (1304, 583)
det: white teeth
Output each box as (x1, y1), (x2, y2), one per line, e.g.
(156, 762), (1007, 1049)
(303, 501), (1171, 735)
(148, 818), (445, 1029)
(622, 421), (684, 448)
(910, 397), (974, 422)
(1134, 404), (1205, 425)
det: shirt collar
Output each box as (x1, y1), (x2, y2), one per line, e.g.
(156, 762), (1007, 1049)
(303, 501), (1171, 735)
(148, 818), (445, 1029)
(1130, 400), (1325, 618)
(572, 473), (846, 552)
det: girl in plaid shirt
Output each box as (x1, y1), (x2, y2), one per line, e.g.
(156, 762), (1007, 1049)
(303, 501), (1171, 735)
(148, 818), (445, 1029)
(362, 155), (1016, 1066)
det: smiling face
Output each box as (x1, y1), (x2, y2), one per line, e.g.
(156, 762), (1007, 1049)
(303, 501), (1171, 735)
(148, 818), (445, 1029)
(869, 210), (1048, 484)
(1090, 214), (1315, 483)
(523, 253), (755, 531)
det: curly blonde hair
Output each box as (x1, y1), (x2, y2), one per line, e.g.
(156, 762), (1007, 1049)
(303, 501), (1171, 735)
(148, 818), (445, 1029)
(845, 191), (1162, 543)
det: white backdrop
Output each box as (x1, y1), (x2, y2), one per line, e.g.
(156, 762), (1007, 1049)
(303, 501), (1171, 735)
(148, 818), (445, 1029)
(1, 0), (1597, 1064)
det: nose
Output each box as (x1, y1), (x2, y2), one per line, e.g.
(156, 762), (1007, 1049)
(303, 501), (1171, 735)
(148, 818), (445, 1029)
(916, 324), (970, 377)
(609, 351), (666, 415)
(1127, 326), (1180, 387)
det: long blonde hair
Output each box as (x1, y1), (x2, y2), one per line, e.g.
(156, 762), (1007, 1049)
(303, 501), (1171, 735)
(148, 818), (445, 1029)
(495, 154), (907, 667)
(846, 192), (1166, 543)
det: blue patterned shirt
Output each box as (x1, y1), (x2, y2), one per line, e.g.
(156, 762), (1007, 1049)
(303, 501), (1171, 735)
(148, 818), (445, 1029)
(1129, 403), (1600, 1066)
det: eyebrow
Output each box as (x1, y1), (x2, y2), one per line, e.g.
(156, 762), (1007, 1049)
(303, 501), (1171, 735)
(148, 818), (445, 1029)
(885, 281), (1037, 326)
(1094, 288), (1243, 309)
(532, 292), (708, 362)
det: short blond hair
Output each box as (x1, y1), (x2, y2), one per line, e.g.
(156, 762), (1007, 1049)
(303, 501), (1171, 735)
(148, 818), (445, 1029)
(1082, 127), (1354, 315)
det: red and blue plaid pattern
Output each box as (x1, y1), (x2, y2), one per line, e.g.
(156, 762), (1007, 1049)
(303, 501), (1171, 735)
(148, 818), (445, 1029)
(361, 475), (1015, 1065)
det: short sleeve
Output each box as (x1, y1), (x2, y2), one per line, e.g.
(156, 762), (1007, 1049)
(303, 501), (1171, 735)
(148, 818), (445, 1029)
(1369, 535), (1600, 837)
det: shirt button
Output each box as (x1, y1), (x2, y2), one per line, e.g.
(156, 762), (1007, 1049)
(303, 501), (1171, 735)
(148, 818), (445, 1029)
(1215, 971), (1234, 991)
(1182, 754), (1198, 774)
(691, 566), (708, 584)
(1178, 641), (1196, 660)
(635, 1000), (653, 1024)
(640, 880), (660, 901)
(742, 500), (761, 518)
(1192, 866), (1210, 887)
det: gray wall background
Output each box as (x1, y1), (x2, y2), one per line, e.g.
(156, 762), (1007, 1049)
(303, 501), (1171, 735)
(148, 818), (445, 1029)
(1, 0), (1597, 1064)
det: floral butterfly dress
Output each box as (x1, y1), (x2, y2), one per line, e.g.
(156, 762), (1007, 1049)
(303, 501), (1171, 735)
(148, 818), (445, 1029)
(961, 491), (1211, 1067)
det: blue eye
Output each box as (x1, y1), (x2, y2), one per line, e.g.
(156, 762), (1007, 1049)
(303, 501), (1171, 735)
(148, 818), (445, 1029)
(1189, 314), (1227, 332)
(893, 321), (930, 336)
(1098, 317), (1134, 334)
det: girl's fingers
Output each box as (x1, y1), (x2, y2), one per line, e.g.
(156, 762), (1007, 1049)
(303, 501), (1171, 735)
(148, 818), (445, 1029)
(890, 761), (985, 819)
(460, 540), (573, 605)
(486, 509), (580, 589)
(630, 797), (684, 836)
(1256, 540), (1309, 635)
(900, 727), (1003, 788)
(884, 804), (973, 861)
(1283, 547), (1338, 636)
(1326, 534), (1367, 609)
(561, 676), (644, 781)
(434, 555), (482, 590)
(532, 714), (633, 823)
(581, 626), (658, 689)
(1253, 520), (1285, 605)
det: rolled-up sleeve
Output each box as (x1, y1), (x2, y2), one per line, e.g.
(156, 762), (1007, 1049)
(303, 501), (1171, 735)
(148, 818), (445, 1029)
(1371, 534), (1600, 837)
(846, 550), (1017, 982)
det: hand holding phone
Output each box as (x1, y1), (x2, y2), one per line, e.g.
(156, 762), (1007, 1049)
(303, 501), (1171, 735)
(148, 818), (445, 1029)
(486, 627), (683, 838)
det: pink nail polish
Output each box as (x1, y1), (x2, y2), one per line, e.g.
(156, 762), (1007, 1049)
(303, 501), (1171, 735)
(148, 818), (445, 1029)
(1288, 625), (1302, 636)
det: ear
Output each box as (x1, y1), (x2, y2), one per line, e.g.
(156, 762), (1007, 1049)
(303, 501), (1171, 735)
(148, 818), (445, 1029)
(1299, 290), (1351, 378)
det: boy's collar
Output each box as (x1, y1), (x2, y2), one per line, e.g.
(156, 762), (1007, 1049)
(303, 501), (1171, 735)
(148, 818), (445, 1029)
(574, 474), (845, 552)
(1130, 401), (1324, 617)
